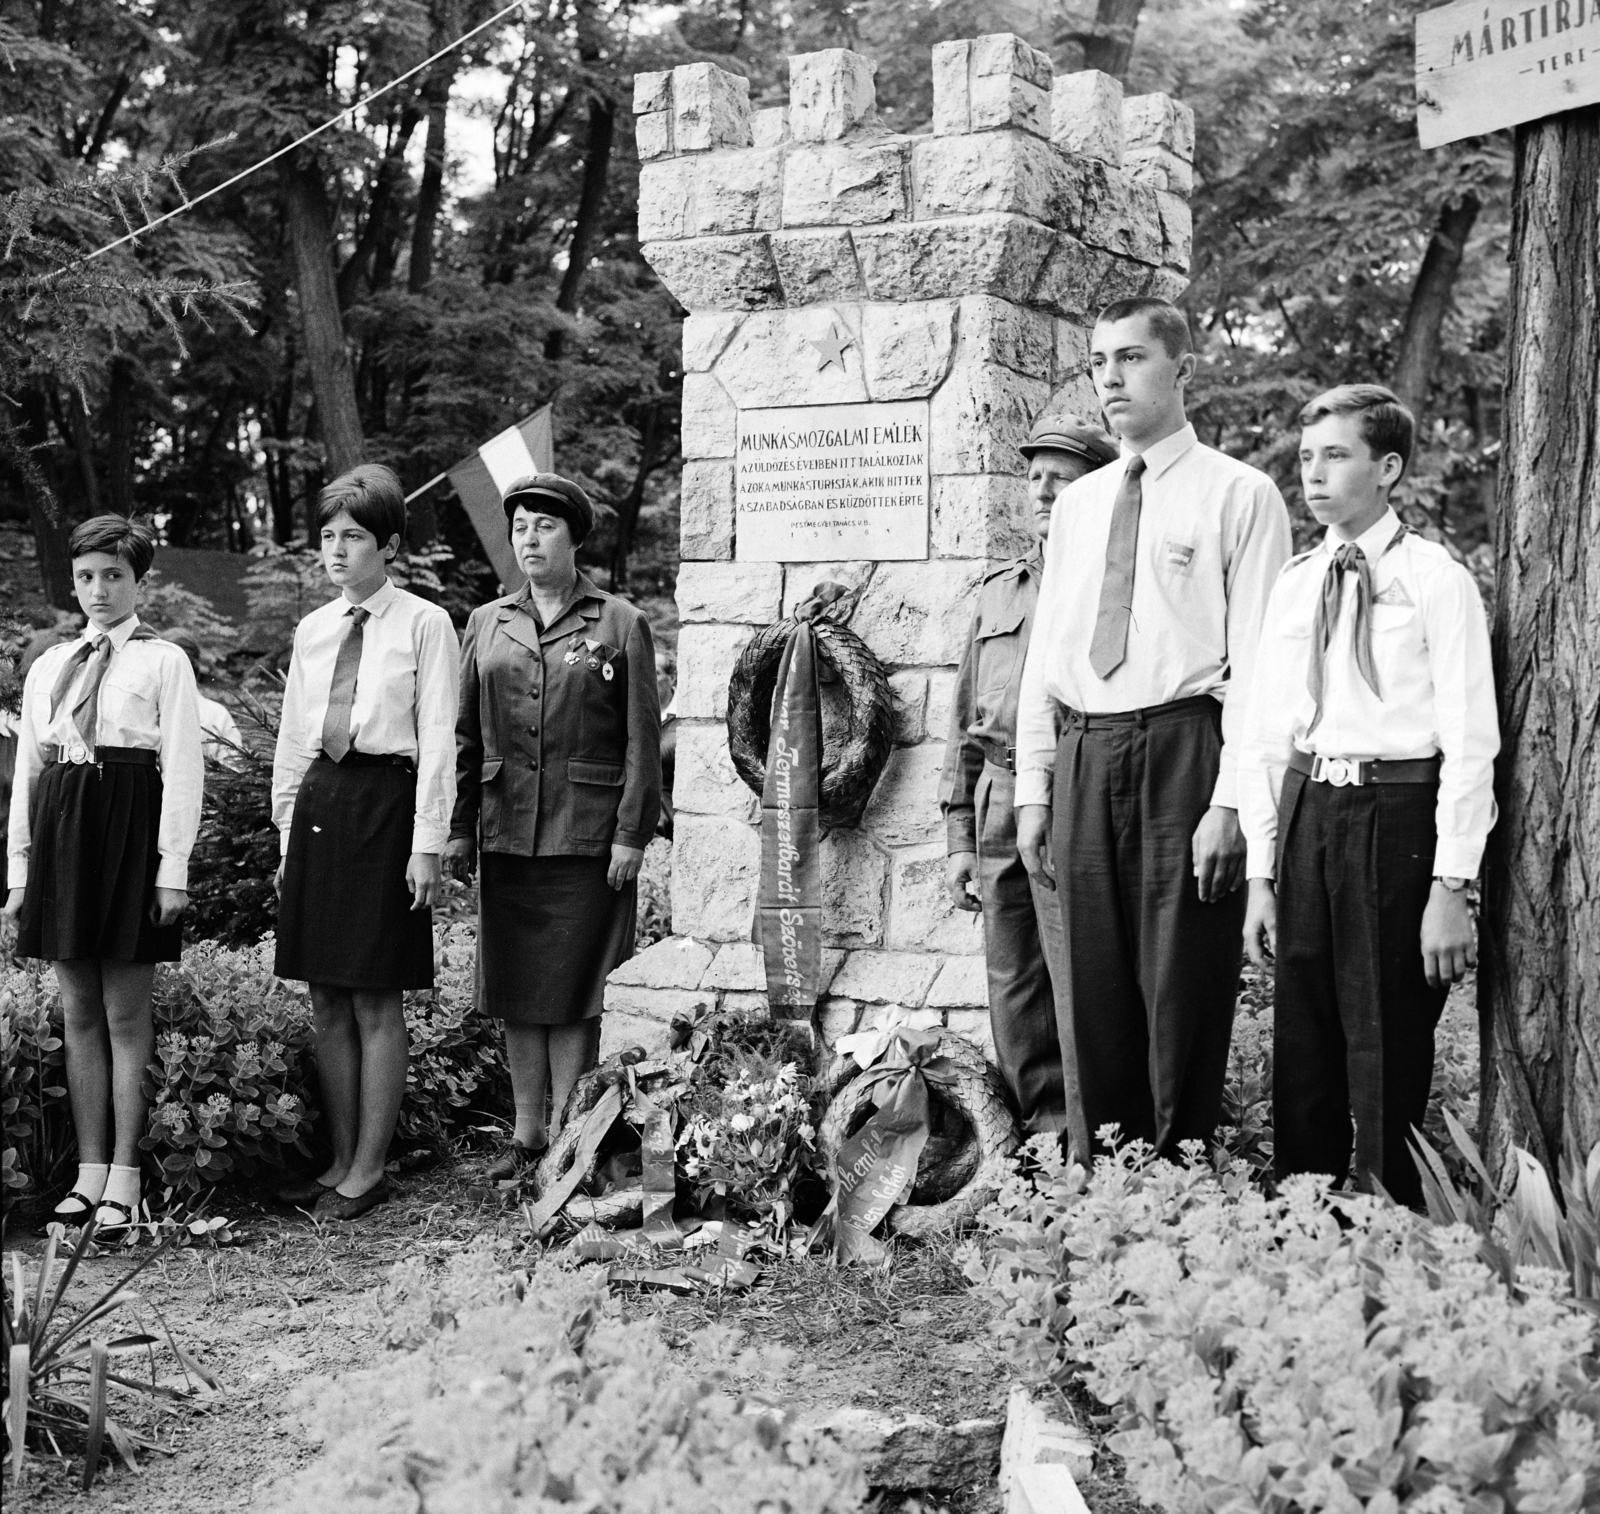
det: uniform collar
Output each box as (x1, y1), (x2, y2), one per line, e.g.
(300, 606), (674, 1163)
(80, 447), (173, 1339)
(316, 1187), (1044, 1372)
(995, 544), (1044, 580)
(500, 572), (605, 650)
(1319, 506), (1402, 563)
(85, 614), (142, 650)
(346, 578), (399, 618)
(1124, 422), (1198, 482)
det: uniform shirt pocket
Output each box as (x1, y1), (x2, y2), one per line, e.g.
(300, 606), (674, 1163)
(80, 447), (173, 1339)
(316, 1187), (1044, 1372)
(974, 608), (1026, 700)
(568, 757), (625, 844)
(479, 756), (505, 839)
(97, 666), (157, 739)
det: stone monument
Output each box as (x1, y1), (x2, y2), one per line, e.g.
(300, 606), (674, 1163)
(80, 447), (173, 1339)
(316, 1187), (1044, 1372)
(603, 35), (1194, 1061)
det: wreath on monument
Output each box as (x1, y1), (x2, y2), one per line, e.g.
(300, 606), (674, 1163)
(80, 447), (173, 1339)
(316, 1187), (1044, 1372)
(726, 583), (895, 830)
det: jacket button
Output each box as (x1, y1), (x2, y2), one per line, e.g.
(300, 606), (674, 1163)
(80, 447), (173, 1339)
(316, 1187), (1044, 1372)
(531, 689), (540, 699)
(529, 727), (538, 736)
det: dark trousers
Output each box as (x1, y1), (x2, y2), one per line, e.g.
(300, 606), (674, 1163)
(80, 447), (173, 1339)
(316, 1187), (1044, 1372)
(1050, 696), (1243, 1157)
(1272, 770), (1446, 1209)
(976, 761), (1088, 1151)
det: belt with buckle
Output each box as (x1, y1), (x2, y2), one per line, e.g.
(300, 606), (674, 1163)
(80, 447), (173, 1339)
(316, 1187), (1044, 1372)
(1289, 748), (1441, 787)
(979, 739), (1016, 772)
(316, 750), (416, 772)
(1058, 693), (1220, 731)
(44, 744), (158, 768)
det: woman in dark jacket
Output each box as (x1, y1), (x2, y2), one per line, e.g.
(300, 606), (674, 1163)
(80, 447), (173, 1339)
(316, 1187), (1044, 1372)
(446, 474), (662, 1180)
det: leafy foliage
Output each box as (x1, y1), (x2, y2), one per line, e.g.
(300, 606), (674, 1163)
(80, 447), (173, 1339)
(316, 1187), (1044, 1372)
(0, 977), (68, 1194)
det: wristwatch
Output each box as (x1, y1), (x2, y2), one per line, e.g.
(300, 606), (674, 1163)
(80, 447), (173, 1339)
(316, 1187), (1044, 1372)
(1433, 876), (1471, 893)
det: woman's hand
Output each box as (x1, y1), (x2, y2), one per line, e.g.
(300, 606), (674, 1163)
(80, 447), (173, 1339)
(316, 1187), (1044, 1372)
(150, 888), (188, 927)
(407, 852), (443, 910)
(2, 887), (24, 921)
(444, 835), (477, 884)
(607, 844), (645, 890)
(1243, 878), (1277, 969)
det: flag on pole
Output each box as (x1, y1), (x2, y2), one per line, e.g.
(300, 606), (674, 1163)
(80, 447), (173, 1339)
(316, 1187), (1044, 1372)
(447, 407), (553, 589)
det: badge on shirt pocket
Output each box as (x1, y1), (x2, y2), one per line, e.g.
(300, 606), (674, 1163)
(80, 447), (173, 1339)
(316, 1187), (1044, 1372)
(1162, 538), (1197, 574)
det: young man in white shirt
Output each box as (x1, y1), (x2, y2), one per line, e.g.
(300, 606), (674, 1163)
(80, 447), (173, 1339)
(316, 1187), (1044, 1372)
(1016, 297), (1293, 1158)
(1238, 384), (1498, 1208)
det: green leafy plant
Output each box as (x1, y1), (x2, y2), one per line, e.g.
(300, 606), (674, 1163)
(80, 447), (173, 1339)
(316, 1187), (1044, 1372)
(0, 976), (68, 1194)
(2, 1219), (218, 1489)
(963, 1138), (1600, 1514)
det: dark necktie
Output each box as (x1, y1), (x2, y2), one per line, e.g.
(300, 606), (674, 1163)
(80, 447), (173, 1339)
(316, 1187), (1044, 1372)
(320, 606), (370, 762)
(1306, 543), (1380, 736)
(1088, 454), (1147, 679)
(49, 636), (114, 748)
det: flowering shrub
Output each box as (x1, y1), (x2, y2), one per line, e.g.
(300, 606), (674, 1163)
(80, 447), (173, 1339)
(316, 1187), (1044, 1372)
(0, 975), (67, 1192)
(270, 1252), (864, 1513)
(964, 1138), (1600, 1514)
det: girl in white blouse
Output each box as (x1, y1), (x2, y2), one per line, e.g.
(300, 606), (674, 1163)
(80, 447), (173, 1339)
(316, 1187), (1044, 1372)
(3, 515), (203, 1236)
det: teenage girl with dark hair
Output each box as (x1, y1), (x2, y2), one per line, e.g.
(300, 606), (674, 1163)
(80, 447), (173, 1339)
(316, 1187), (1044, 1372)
(3, 514), (203, 1235)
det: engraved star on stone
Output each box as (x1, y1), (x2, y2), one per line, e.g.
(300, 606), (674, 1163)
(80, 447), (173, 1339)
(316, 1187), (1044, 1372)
(810, 321), (853, 372)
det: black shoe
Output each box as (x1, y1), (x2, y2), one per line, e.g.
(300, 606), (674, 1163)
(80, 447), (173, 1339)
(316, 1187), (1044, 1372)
(275, 1174), (338, 1207)
(314, 1178), (391, 1221)
(51, 1190), (100, 1226)
(484, 1142), (544, 1183)
(88, 1198), (139, 1242)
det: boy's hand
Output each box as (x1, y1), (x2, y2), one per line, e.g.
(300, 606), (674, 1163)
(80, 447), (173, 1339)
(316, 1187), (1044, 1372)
(945, 851), (982, 912)
(444, 835), (477, 883)
(3, 887), (24, 920)
(1192, 806), (1246, 902)
(407, 852), (442, 911)
(150, 888), (188, 927)
(1243, 878), (1277, 969)
(1421, 882), (1476, 989)
(1017, 805), (1054, 891)
(274, 860), (285, 898)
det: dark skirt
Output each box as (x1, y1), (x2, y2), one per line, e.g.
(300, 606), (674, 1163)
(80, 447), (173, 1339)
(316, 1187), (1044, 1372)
(275, 758), (434, 990)
(17, 753), (181, 964)
(478, 854), (636, 1025)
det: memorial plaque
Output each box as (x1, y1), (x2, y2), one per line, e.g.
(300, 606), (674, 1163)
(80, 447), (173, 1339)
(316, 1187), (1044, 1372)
(735, 400), (931, 562)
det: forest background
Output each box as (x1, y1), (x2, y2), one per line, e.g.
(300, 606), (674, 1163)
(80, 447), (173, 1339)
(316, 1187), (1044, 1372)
(0, 0), (1508, 623)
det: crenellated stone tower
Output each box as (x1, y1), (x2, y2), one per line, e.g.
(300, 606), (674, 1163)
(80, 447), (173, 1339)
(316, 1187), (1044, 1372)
(603, 36), (1194, 1060)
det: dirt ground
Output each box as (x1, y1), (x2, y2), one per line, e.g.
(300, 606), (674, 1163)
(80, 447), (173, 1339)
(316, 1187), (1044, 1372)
(2, 1160), (1079, 1514)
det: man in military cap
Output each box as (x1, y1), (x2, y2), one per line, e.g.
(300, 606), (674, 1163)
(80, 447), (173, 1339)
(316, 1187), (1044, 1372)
(938, 411), (1118, 1157)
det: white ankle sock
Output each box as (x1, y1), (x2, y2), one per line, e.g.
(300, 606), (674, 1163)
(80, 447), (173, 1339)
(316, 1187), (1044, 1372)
(56, 1163), (109, 1213)
(99, 1164), (141, 1214)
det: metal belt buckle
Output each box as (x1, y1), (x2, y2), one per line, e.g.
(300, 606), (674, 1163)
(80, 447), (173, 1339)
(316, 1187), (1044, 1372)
(65, 741), (91, 766)
(1317, 756), (1361, 787)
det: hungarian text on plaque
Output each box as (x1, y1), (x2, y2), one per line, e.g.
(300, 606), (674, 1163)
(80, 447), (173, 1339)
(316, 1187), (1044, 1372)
(735, 400), (931, 562)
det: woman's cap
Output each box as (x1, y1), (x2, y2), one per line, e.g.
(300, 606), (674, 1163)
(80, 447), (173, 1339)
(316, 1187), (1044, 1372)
(1018, 413), (1121, 467)
(501, 473), (594, 543)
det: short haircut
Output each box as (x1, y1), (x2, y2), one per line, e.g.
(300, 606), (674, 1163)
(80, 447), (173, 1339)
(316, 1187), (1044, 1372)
(1095, 297), (1193, 359)
(69, 514), (157, 580)
(1299, 384), (1415, 475)
(316, 463), (406, 548)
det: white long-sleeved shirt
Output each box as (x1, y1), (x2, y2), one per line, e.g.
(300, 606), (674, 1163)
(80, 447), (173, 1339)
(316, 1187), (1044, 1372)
(271, 579), (460, 856)
(1014, 424), (1293, 809)
(7, 616), (204, 891)
(1237, 507), (1499, 882)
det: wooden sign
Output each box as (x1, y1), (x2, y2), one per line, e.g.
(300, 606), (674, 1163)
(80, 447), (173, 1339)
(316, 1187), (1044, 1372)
(1416, 0), (1600, 147)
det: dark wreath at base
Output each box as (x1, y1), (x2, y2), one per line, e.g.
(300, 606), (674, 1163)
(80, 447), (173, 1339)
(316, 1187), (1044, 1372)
(725, 590), (895, 831)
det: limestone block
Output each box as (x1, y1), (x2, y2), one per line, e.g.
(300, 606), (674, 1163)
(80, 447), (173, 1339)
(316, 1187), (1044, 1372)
(1122, 92), (1195, 161)
(1000, 1387), (1096, 1506)
(1052, 320), (1091, 388)
(958, 296), (1054, 378)
(860, 1003), (942, 1033)
(680, 459), (734, 561)
(931, 473), (1032, 560)
(600, 1009), (674, 1060)
(633, 70), (672, 115)
(853, 215), (1055, 307)
(1051, 70), (1122, 165)
(822, 829), (889, 947)
(702, 940), (764, 991)
(912, 132), (1065, 225)
(638, 157), (700, 242)
(603, 984), (718, 1021)
(673, 62), (752, 153)
(675, 623), (754, 719)
(714, 308), (868, 408)
(944, 1009), (996, 1056)
(642, 234), (782, 312)
(682, 313), (743, 372)
(931, 40), (971, 135)
(888, 672), (928, 745)
(1148, 266), (1190, 303)
(1077, 164), (1165, 266)
(1156, 190), (1193, 270)
(720, 991), (772, 1017)
(697, 147), (784, 235)
(608, 936), (715, 990)
(752, 106), (790, 148)
(789, 49), (878, 142)
(783, 140), (909, 228)
(819, 997), (863, 1044)
(972, 31), (1053, 91)
(887, 842), (985, 953)
(861, 301), (957, 401)
(1047, 371), (1102, 427)
(970, 73), (1051, 137)
(636, 112), (673, 162)
(852, 560), (984, 665)
(672, 814), (759, 940)
(781, 560), (875, 618)
(800, 1408), (1003, 1490)
(771, 230), (867, 304)
(1029, 234), (1118, 321)
(672, 720), (758, 821)
(1093, 253), (1159, 308)
(831, 950), (942, 1006)
(1124, 146), (1193, 197)
(928, 361), (1050, 475)
(681, 373), (737, 458)
(862, 743), (948, 847)
(926, 669), (957, 744)
(677, 561), (783, 624)
(928, 955), (990, 1009)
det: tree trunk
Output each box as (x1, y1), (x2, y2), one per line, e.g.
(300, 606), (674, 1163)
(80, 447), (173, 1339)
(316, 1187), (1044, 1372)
(1061, 0), (1146, 81)
(105, 356), (135, 514)
(609, 399), (663, 590)
(1391, 194), (1481, 423)
(544, 89), (616, 361)
(409, 2), (460, 294)
(1479, 106), (1600, 1180)
(13, 390), (76, 609)
(283, 159), (365, 477)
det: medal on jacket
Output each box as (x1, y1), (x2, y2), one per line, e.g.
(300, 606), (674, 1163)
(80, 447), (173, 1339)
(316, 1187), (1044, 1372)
(602, 660), (614, 682)
(564, 634), (582, 666)
(582, 636), (604, 672)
